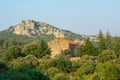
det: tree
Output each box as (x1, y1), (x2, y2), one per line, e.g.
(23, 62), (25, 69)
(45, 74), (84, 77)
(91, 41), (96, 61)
(74, 44), (84, 57)
(98, 30), (106, 53)
(46, 67), (61, 79)
(0, 62), (8, 73)
(74, 60), (96, 80)
(105, 31), (114, 50)
(35, 39), (51, 58)
(63, 49), (71, 56)
(98, 49), (117, 63)
(22, 42), (39, 55)
(95, 60), (120, 80)
(11, 55), (39, 69)
(49, 55), (72, 73)
(113, 37), (120, 57)
(75, 38), (98, 56)
(0, 67), (50, 80)
(4, 45), (22, 61)
(98, 30), (114, 53)
(83, 38), (98, 56)
(53, 73), (70, 80)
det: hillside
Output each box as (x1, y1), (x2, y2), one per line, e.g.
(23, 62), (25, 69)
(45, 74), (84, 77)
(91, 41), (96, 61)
(0, 20), (100, 43)
(0, 20), (120, 80)
(0, 20), (88, 42)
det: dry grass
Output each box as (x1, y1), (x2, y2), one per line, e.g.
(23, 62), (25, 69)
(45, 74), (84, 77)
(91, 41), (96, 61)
(70, 57), (80, 61)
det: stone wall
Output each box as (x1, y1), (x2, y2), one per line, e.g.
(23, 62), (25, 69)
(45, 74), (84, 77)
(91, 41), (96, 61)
(48, 38), (77, 58)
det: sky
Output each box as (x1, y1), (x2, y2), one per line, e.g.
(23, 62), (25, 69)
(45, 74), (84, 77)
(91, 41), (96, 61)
(0, 0), (120, 36)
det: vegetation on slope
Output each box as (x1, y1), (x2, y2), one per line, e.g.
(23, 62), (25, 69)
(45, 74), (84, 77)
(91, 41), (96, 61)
(0, 31), (120, 80)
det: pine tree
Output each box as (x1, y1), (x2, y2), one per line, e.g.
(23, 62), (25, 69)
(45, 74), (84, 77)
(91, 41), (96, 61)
(105, 31), (114, 50)
(98, 30), (106, 53)
(35, 39), (51, 58)
(83, 38), (98, 56)
(74, 44), (84, 57)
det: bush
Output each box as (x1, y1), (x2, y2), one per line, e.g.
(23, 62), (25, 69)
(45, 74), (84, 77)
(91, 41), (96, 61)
(4, 45), (22, 61)
(98, 49), (117, 63)
(36, 59), (51, 72)
(64, 49), (71, 56)
(0, 67), (50, 80)
(53, 73), (70, 80)
(95, 60), (120, 80)
(79, 61), (96, 75)
(10, 55), (39, 69)
(46, 67), (61, 79)
(71, 60), (81, 71)
(0, 62), (8, 73)
(74, 44), (84, 57)
(49, 55), (72, 73)
(22, 42), (39, 55)
(90, 73), (100, 80)
(74, 60), (96, 80)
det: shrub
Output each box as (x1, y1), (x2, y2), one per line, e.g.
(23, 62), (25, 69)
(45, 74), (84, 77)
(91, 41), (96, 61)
(53, 73), (70, 80)
(98, 49), (117, 63)
(4, 45), (22, 61)
(0, 67), (50, 80)
(10, 55), (39, 69)
(49, 55), (72, 73)
(0, 62), (8, 73)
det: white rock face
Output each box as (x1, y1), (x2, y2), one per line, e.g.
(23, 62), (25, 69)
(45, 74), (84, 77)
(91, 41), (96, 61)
(13, 20), (64, 38)
(11, 20), (98, 42)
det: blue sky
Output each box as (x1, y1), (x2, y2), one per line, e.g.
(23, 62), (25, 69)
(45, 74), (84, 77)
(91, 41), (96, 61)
(0, 0), (120, 36)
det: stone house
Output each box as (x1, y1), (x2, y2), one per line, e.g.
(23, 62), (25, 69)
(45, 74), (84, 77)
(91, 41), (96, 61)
(48, 38), (77, 58)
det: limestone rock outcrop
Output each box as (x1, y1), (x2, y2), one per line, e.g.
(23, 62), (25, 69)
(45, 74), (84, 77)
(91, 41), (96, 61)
(13, 20), (64, 38)
(8, 19), (98, 42)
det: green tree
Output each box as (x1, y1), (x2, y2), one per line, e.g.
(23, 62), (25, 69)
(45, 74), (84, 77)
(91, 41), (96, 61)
(76, 60), (96, 74)
(0, 67), (50, 80)
(63, 49), (71, 56)
(49, 55), (72, 73)
(11, 55), (39, 69)
(74, 44), (84, 57)
(35, 39), (51, 58)
(83, 38), (98, 56)
(46, 67), (61, 79)
(98, 30), (106, 53)
(4, 45), (22, 61)
(105, 31), (114, 50)
(53, 73), (70, 80)
(98, 49), (117, 63)
(22, 42), (39, 55)
(95, 60), (120, 80)
(0, 62), (7, 73)
(113, 37), (120, 57)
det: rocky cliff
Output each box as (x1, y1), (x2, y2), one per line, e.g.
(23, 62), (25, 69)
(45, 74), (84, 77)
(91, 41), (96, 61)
(12, 20), (64, 38)
(5, 20), (99, 42)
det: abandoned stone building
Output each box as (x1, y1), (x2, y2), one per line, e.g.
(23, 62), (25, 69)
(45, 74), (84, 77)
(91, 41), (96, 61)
(48, 38), (77, 58)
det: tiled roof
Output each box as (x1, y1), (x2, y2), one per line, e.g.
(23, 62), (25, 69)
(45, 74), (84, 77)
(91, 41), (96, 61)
(65, 40), (77, 45)
(55, 37), (78, 45)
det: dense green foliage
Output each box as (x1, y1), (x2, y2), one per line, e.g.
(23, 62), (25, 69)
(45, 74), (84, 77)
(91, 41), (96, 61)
(35, 39), (51, 58)
(4, 45), (23, 61)
(75, 38), (98, 56)
(0, 67), (50, 80)
(83, 38), (98, 56)
(0, 30), (120, 80)
(22, 42), (39, 55)
(98, 49), (117, 63)
(74, 44), (84, 57)
(63, 49), (71, 56)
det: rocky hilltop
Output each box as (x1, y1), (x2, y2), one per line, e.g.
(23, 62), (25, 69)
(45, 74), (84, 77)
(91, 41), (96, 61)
(12, 20), (64, 38)
(6, 20), (89, 42)
(1, 20), (99, 42)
